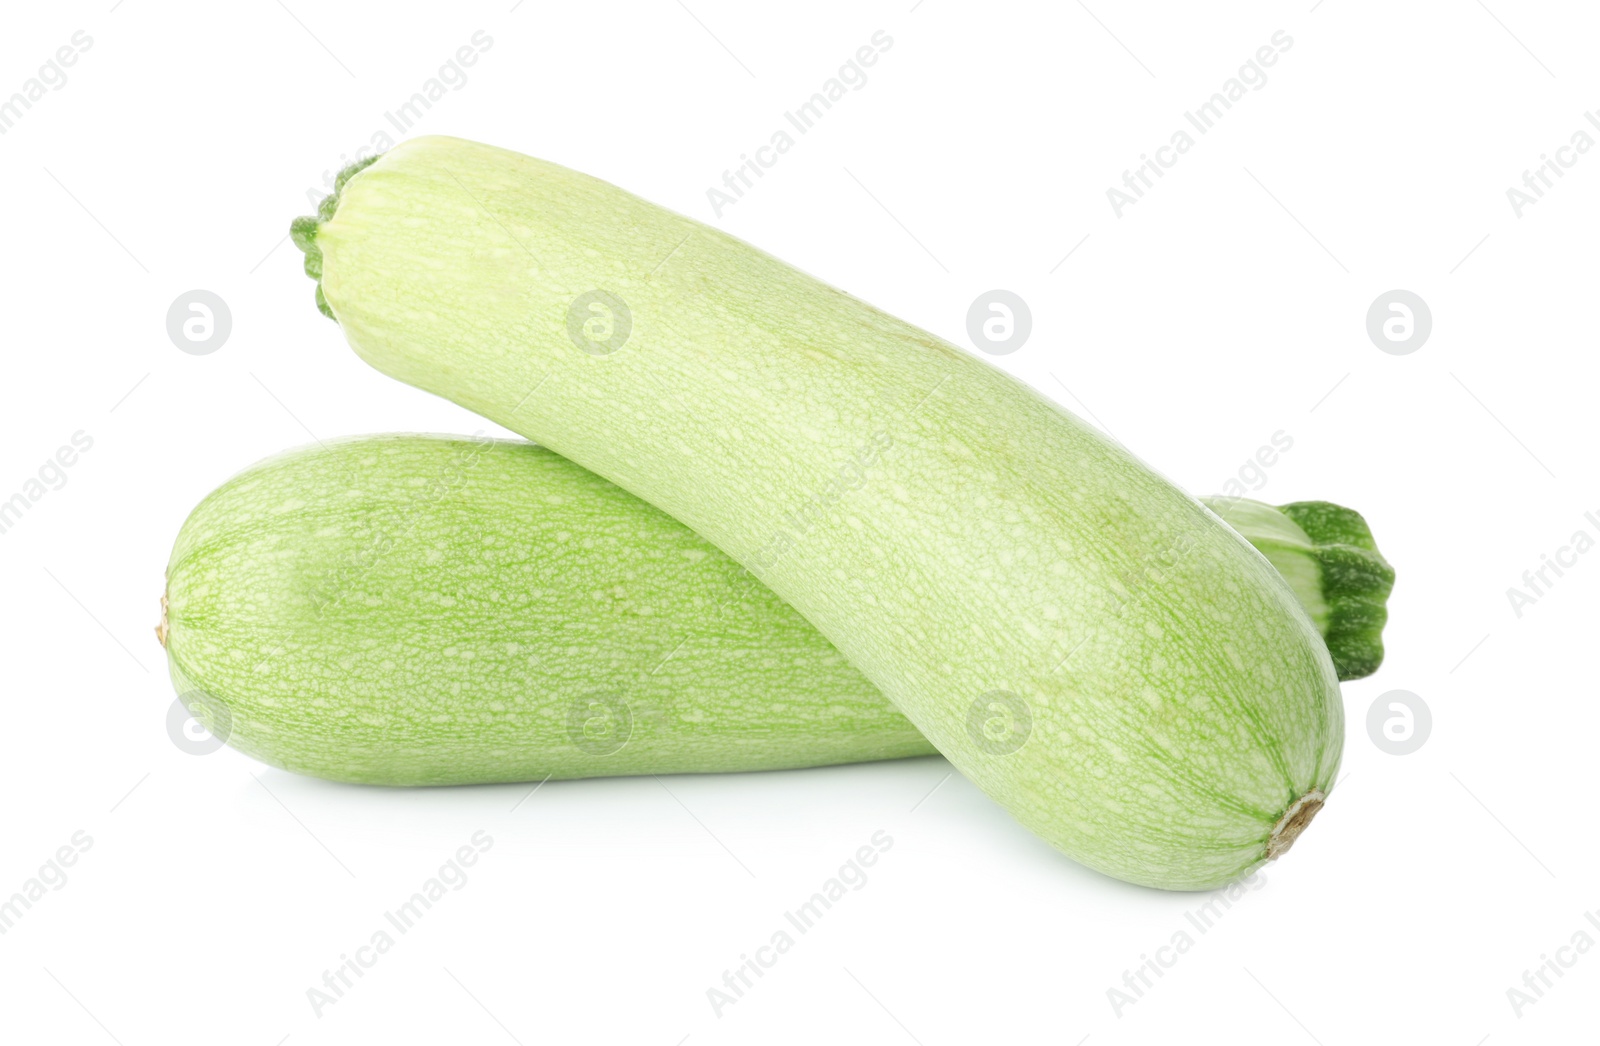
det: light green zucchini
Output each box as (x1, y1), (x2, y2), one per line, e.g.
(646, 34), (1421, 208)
(163, 435), (929, 784)
(293, 137), (1360, 888)
(161, 435), (1388, 790)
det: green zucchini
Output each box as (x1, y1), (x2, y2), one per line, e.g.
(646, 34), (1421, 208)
(161, 435), (1388, 791)
(163, 435), (931, 784)
(293, 137), (1360, 889)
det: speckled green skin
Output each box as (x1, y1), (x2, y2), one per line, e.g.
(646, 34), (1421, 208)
(164, 435), (935, 784)
(164, 437), (1373, 788)
(302, 136), (1345, 889)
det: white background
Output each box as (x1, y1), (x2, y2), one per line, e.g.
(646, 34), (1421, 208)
(1, 0), (1595, 1042)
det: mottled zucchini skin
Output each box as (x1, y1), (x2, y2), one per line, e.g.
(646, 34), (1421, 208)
(299, 137), (1345, 888)
(164, 436), (933, 785)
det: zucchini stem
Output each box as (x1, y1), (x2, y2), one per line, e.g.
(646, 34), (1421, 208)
(291, 155), (380, 318)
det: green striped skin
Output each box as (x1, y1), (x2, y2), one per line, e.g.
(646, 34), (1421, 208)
(299, 136), (1346, 889)
(164, 436), (935, 785)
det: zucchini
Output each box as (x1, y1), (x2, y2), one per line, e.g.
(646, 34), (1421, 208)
(161, 435), (1389, 791)
(293, 137), (1357, 889)
(162, 435), (932, 784)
